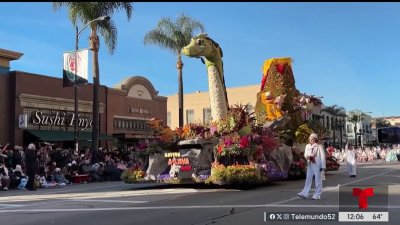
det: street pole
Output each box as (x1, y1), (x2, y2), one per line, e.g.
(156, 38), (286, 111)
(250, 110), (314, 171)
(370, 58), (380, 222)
(74, 26), (79, 152)
(340, 120), (343, 148)
(74, 16), (110, 163)
(354, 123), (357, 148)
(340, 129), (343, 148)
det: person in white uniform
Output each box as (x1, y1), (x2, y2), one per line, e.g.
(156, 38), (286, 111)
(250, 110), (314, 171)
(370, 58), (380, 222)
(346, 146), (357, 177)
(297, 133), (326, 200)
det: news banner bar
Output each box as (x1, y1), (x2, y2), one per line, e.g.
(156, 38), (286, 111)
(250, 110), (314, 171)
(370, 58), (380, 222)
(264, 212), (389, 222)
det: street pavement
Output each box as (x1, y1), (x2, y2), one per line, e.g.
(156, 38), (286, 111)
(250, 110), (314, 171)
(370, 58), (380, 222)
(0, 161), (399, 225)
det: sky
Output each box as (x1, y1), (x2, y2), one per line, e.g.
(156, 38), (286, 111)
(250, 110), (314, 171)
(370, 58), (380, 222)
(1, 2), (400, 118)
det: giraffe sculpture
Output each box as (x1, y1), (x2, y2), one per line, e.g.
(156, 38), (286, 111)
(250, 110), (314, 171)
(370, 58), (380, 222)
(182, 33), (229, 122)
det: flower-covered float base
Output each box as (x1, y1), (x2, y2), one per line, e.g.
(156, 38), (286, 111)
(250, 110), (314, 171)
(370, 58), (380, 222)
(206, 164), (267, 187)
(157, 173), (211, 184)
(121, 167), (148, 184)
(287, 142), (307, 179)
(287, 159), (307, 179)
(122, 103), (296, 185)
(138, 138), (217, 184)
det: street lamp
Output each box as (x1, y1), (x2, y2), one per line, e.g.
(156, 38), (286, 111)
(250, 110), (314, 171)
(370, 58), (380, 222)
(74, 16), (110, 152)
(354, 111), (372, 148)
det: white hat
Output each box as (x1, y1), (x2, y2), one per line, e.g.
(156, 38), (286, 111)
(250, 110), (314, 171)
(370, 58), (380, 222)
(55, 167), (61, 172)
(28, 143), (36, 150)
(14, 164), (22, 172)
(309, 133), (318, 140)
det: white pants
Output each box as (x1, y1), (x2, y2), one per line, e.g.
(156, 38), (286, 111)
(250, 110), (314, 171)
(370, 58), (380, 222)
(299, 163), (322, 198)
(347, 161), (356, 176)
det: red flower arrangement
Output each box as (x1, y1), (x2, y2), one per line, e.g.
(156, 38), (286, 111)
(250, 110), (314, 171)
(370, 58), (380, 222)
(214, 126), (280, 162)
(239, 136), (249, 149)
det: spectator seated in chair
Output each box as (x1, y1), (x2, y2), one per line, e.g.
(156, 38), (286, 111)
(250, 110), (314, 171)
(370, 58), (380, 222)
(0, 160), (11, 191)
(10, 164), (26, 189)
(360, 151), (367, 162)
(53, 167), (68, 185)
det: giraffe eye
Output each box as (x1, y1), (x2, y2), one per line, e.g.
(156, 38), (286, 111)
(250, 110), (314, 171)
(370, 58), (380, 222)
(196, 39), (203, 45)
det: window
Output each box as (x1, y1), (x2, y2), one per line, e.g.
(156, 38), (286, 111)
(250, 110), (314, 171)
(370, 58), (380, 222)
(311, 114), (320, 123)
(339, 119), (344, 131)
(186, 109), (194, 124)
(347, 124), (353, 133)
(203, 108), (212, 125)
(326, 116), (330, 130)
(113, 119), (150, 131)
(167, 112), (171, 127)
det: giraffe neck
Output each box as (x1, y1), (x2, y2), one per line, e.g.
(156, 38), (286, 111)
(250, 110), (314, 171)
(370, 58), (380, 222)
(205, 57), (228, 109)
(207, 65), (228, 122)
(205, 57), (222, 78)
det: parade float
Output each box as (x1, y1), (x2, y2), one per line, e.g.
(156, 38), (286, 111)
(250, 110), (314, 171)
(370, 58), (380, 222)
(122, 33), (337, 186)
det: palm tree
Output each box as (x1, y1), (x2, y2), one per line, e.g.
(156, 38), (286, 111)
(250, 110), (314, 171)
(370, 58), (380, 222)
(347, 112), (360, 148)
(321, 105), (346, 146)
(347, 110), (369, 148)
(53, 2), (133, 163)
(144, 13), (205, 128)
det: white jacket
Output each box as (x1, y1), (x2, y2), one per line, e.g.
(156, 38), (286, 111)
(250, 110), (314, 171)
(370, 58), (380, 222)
(346, 149), (356, 164)
(304, 143), (326, 169)
(0, 165), (9, 178)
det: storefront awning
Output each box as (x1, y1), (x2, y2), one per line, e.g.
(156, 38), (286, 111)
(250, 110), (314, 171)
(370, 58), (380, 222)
(24, 130), (115, 142)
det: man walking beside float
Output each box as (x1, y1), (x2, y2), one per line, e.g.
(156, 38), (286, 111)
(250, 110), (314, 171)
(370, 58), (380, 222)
(297, 133), (326, 200)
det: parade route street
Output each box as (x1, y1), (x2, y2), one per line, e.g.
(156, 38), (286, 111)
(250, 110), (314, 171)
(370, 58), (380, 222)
(0, 162), (399, 225)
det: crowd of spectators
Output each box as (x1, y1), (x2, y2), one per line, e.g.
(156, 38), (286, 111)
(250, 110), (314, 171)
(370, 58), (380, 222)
(0, 142), (140, 191)
(330, 144), (400, 163)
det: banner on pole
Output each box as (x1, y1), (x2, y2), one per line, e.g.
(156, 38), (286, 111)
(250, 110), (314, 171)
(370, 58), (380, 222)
(63, 49), (89, 87)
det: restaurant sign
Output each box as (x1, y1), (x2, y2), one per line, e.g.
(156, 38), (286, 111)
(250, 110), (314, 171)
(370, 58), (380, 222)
(31, 110), (93, 130)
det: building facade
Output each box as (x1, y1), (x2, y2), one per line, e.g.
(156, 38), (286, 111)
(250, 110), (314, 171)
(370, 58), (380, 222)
(345, 111), (374, 147)
(108, 76), (167, 148)
(319, 106), (347, 147)
(167, 85), (258, 129)
(374, 116), (400, 126)
(0, 48), (167, 149)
